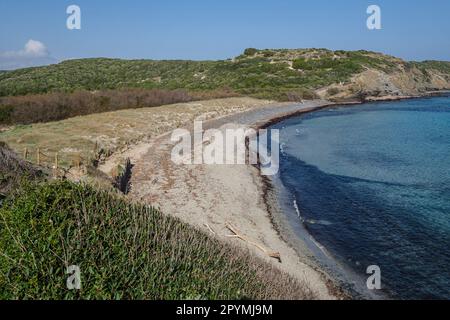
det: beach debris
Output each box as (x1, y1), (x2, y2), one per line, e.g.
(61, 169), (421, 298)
(204, 223), (217, 236)
(225, 222), (282, 263)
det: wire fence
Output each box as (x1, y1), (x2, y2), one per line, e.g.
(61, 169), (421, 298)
(22, 142), (99, 178)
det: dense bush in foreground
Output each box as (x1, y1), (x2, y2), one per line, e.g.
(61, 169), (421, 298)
(0, 181), (314, 300)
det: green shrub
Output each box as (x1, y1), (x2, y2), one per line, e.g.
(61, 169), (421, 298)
(0, 105), (14, 124)
(243, 48), (258, 56)
(292, 58), (312, 71)
(327, 87), (340, 96)
(0, 181), (314, 300)
(0, 88), (237, 125)
(285, 88), (318, 101)
(262, 50), (275, 57)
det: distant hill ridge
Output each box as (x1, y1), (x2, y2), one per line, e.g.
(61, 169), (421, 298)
(0, 48), (449, 101)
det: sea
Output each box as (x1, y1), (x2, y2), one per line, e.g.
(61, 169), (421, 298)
(269, 96), (450, 299)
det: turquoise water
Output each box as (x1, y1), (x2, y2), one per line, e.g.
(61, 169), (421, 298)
(271, 96), (450, 299)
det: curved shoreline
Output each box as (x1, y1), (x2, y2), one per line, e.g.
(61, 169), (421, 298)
(253, 92), (450, 299)
(251, 101), (371, 299)
(254, 102), (377, 300)
(103, 92), (448, 300)
(124, 99), (342, 299)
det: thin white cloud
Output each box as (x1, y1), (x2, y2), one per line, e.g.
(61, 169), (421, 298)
(0, 40), (57, 70)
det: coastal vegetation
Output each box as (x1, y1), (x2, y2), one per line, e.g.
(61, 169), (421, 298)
(1, 49), (449, 125)
(0, 143), (314, 299)
(1, 48), (449, 300)
(0, 88), (235, 125)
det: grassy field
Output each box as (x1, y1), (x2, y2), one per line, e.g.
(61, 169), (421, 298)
(0, 179), (315, 299)
(0, 97), (273, 168)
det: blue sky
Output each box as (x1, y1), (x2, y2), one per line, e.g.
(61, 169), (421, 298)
(1, 0), (449, 69)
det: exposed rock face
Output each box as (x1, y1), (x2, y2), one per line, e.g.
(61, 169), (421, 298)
(316, 59), (450, 101)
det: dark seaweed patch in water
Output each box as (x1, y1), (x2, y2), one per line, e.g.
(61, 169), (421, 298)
(279, 141), (450, 300)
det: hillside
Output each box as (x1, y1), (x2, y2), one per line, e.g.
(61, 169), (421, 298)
(0, 176), (316, 299)
(1, 48), (449, 101)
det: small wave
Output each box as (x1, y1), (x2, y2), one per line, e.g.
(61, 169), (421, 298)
(295, 128), (307, 137)
(305, 219), (333, 226)
(280, 142), (286, 154)
(292, 199), (331, 256)
(308, 235), (328, 255)
(293, 199), (332, 226)
(293, 199), (302, 220)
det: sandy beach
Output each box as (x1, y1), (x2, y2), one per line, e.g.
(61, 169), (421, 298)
(73, 92), (449, 299)
(100, 99), (344, 300)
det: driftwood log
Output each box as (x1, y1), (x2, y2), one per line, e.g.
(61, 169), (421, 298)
(226, 222), (281, 263)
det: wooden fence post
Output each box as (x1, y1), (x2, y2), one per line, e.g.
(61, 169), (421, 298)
(77, 153), (81, 169)
(52, 152), (59, 178)
(55, 152), (58, 169)
(23, 148), (28, 160)
(36, 148), (40, 165)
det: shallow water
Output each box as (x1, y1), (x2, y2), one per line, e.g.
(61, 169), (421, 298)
(270, 96), (450, 299)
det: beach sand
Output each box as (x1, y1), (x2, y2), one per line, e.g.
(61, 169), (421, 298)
(99, 99), (344, 299)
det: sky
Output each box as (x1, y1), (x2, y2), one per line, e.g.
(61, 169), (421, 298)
(1, 0), (449, 69)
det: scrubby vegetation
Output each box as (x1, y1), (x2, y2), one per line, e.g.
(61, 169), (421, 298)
(1, 49), (448, 100)
(0, 49), (449, 123)
(244, 48), (258, 56)
(0, 88), (235, 125)
(0, 180), (314, 300)
(0, 58), (216, 96)
(411, 60), (450, 81)
(0, 114), (314, 300)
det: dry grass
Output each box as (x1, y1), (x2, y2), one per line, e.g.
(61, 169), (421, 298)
(0, 97), (273, 168)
